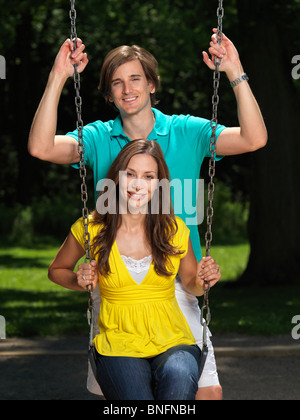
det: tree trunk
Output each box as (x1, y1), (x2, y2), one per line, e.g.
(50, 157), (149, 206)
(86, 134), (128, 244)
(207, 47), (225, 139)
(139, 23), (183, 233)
(237, 0), (300, 284)
(9, 12), (42, 206)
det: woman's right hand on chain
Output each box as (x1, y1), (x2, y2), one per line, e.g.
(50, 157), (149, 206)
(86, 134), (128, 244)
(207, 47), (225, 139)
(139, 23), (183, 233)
(77, 260), (98, 291)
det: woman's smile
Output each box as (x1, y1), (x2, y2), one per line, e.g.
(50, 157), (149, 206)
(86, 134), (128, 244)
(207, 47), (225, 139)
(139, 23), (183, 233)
(127, 190), (147, 200)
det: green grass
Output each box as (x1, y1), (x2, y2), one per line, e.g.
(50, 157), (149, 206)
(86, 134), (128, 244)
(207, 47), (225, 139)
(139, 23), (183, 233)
(203, 244), (300, 336)
(0, 245), (88, 337)
(202, 243), (250, 282)
(0, 242), (299, 337)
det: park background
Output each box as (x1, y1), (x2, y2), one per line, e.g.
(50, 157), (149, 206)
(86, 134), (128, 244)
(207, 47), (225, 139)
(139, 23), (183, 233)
(0, 0), (299, 339)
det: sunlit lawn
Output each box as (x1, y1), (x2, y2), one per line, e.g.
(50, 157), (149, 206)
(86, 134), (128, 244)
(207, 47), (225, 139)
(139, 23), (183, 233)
(203, 243), (250, 282)
(0, 242), (298, 337)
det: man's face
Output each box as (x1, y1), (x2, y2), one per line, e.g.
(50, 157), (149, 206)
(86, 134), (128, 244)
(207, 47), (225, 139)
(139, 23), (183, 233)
(108, 60), (155, 117)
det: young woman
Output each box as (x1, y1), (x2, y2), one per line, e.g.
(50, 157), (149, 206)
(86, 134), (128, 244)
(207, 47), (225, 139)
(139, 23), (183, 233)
(48, 140), (221, 400)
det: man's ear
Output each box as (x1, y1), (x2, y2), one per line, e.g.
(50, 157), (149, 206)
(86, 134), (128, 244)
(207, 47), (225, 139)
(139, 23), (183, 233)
(148, 80), (156, 95)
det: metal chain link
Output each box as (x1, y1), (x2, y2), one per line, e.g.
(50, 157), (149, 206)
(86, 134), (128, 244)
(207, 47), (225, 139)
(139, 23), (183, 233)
(201, 0), (224, 338)
(69, 1), (94, 313)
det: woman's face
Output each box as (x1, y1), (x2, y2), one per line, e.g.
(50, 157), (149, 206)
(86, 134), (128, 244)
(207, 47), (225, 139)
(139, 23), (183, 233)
(119, 153), (158, 214)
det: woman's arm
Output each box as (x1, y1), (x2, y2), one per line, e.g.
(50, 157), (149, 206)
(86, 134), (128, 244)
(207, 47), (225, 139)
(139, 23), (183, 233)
(48, 232), (98, 291)
(178, 238), (221, 297)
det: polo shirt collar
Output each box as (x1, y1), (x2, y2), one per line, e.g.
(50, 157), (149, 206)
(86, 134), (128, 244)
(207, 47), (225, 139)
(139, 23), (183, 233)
(111, 114), (125, 138)
(151, 108), (170, 137)
(111, 108), (170, 140)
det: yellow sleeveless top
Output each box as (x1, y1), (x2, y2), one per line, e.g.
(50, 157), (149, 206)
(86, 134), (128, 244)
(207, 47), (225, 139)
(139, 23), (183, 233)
(71, 215), (196, 358)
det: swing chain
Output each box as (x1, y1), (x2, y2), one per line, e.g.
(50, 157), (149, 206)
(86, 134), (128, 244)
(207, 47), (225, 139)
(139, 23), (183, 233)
(201, 0), (224, 335)
(70, 1), (94, 314)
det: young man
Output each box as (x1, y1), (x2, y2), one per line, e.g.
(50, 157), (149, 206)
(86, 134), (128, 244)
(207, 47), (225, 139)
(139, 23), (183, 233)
(28, 29), (267, 400)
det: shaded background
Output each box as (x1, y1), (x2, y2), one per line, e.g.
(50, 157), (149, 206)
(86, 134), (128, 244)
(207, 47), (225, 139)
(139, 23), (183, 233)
(0, 0), (299, 286)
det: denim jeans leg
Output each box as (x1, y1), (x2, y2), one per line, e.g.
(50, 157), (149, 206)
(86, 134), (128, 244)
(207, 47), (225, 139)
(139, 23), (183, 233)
(95, 352), (155, 400)
(151, 345), (201, 400)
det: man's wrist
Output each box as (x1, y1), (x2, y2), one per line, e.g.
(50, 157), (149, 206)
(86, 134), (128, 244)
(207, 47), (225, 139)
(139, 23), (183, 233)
(230, 73), (249, 88)
(49, 68), (69, 88)
(225, 63), (244, 83)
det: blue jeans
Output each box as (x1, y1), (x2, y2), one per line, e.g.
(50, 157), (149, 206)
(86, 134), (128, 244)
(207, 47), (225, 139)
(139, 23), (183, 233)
(95, 344), (201, 400)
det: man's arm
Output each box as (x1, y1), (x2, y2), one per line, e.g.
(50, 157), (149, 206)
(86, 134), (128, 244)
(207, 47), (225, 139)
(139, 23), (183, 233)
(28, 39), (88, 164)
(203, 29), (268, 156)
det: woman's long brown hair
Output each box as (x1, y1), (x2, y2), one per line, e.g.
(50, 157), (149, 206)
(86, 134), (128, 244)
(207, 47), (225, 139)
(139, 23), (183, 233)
(91, 140), (183, 277)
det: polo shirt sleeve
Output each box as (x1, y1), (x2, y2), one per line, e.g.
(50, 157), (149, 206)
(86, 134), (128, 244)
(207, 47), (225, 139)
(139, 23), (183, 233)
(66, 120), (109, 170)
(183, 115), (227, 161)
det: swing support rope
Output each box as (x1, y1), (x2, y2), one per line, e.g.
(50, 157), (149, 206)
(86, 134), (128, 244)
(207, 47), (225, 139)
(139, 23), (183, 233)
(69, 0), (224, 354)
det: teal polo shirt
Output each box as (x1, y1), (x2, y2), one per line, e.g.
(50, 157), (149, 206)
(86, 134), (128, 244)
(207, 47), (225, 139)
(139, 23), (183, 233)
(67, 108), (226, 261)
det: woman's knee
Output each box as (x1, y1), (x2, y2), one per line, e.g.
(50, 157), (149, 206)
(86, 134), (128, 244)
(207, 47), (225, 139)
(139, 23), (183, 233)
(163, 348), (200, 378)
(155, 349), (200, 399)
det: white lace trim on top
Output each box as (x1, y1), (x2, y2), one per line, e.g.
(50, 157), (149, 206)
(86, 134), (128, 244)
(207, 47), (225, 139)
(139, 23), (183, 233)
(121, 255), (152, 274)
